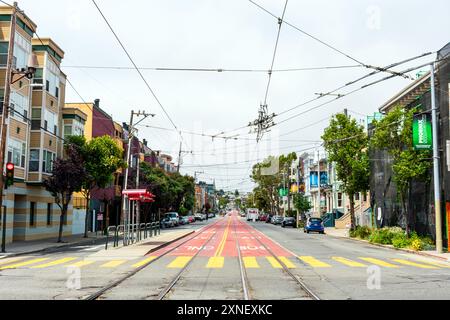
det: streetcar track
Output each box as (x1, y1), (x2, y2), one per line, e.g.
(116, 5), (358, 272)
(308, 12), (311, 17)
(82, 218), (224, 300)
(232, 215), (252, 300)
(236, 217), (321, 300)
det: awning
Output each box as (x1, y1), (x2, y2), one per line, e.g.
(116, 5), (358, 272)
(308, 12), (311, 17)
(122, 189), (155, 202)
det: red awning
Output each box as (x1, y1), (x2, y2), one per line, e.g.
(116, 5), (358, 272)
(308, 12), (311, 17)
(122, 189), (155, 202)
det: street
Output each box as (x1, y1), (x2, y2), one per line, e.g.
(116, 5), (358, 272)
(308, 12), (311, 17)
(0, 212), (449, 300)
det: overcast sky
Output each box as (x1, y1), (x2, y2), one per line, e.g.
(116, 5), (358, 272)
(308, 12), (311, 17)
(16, 0), (450, 192)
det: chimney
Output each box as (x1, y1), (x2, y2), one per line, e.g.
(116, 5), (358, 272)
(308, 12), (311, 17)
(94, 99), (100, 109)
(143, 139), (147, 146)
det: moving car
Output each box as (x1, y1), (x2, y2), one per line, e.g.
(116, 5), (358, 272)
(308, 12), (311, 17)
(165, 212), (180, 226)
(281, 216), (296, 228)
(304, 217), (325, 234)
(271, 216), (283, 225)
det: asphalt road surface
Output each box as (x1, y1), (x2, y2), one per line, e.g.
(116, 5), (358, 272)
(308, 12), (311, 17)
(0, 212), (449, 300)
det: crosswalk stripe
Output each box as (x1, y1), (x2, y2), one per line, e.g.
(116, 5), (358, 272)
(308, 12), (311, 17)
(243, 257), (259, 268)
(359, 257), (399, 268)
(278, 256), (296, 269)
(206, 257), (224, 268)
(0, 258), (49, 270)
(266, 257), (282, 268)
(406, 258), (450, 269)
(132, 256), (157, 268)
(100, 260), (126, 268)
(31, 257), (77, 269)
(298, 256), (331, 268)
(167, 256), (192, 268)
(0, 257), (25, 266)
(332, 257), (367, 267)
(392, 259), (439, 269)
(69, 260), (96, 268)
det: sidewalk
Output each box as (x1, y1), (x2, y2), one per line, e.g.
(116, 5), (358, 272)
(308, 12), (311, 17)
(325, 227), (450, 262)
(0, 232), (106, 258)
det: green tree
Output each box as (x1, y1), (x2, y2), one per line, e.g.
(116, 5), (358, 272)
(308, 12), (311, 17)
(293, 193), (312, 221)
(322, 113), (370, 230)
(66, 135), (125, 237)
(370, 106), (431, 235)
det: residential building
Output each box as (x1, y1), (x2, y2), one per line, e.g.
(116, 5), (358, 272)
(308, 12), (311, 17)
(0, 4), (75, 243)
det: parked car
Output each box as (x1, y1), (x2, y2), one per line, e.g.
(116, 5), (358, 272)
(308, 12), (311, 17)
(187, 215), (196, 223)
(208, 212), (215, 218)
(304, 217), (325, 234)
(179, 216), (190, 225)
(165, 212), (180, 226)
(281, 217), (296, 228)
(259, 214), (268, 222)
(160, 216), (174, 228)
(194, 213), (205, 221)
(272, 216), (283, 225)
(266, 215), (273, 223)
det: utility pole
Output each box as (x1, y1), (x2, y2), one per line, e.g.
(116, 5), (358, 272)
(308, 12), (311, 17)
(177, 138), (192, 173)
(317, 149), (321, 217)
(122, 110), (154, 245)
(0, 4), (17, 253)
(430, 62), (443, 253)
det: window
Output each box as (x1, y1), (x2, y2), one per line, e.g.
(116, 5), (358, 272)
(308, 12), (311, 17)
(10, 90), (28, 120)
(31, 108), (41, 130)
(337, 193), (343, 207)
(29, 149), (39, 172)
(7, 139), (26, 167)
(14, 32), (31, 70)
(363, 193), (367, 202)
(42, 150), (56, 173)
(0, 41), (8, 66)
(46, 58), (59, 98)
(64, 125), (72, 138)
(355, 193), (360, 201)
(44, 109), (57, 135)
(47, 203), (52, 226)
(32, 68), (43, 88)
(30, 202), (36, 227)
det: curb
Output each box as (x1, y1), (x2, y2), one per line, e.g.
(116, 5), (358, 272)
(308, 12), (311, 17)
(145, 230), (195, 255)
(326, 232), (449, 262)
(0, 236), (106, 259)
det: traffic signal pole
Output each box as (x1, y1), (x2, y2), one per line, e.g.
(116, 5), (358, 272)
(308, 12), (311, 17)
(0, 3), (17, 253)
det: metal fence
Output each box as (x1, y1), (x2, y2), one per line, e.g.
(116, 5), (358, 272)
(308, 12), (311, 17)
(105, 222), (160, 250)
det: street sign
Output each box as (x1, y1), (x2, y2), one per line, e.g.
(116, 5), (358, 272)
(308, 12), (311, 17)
(278, 188), (288, 196)
(413, 113), (432, 150)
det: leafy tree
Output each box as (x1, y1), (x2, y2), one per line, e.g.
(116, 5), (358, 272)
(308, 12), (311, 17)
(43, 144), (86, 243)
(322, 113), (370, 230)
(370, 106), (431, 235)
(66, 135), (125, 237)
(293, 192), (312, 221)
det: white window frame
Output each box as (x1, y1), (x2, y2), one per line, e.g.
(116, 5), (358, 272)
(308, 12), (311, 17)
(7, 138), (26, 168)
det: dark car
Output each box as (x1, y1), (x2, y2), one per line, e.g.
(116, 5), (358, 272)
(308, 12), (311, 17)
(272, 216), (283, 225)
(304, 217), (325, 234)
(281, 217), (296, 228)
(266, 215), (273, 223)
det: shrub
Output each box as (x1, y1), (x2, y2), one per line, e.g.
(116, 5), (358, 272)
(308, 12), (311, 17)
(392, 232), (410, 248)
(369, 227), (402, 245)
(350, 226), (372, 240)
(409, 238), (424, 251)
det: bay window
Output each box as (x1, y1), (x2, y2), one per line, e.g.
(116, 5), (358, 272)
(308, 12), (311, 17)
(7, 138), (26, 168)
(14, 32), (31, 70)
(42, 150), (56, 173)
(10, 90), (28, 120)
(29, 149), (39, 172)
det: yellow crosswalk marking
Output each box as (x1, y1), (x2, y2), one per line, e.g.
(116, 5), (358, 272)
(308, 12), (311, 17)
(0, 258), (49, 270)
(298, 256), (331, 267)
(167, 256), (192, 268)
(278, 256), (296, 269)
(132, 256), (157, 268)
(392, 259), (439, 269)
(407, 258), (450, 269)
(332, 257), (367, 267)
(31, 257), (77, 269)
(206, 257), (224, 268)
(266, 257), (282, 269)
(243, 257), (259, 268)
(69, 260), (96, 268)
(359, 257), (399, 268)
(100, 260), (126, 268)
(0, 257), (25, 266)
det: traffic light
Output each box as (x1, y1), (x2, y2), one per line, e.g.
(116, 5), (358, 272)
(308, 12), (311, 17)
(5, 162), (14, 189)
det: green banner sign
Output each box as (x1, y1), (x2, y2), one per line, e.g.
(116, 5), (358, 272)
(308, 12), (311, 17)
(279, 188), (288, 197)
(412, 113), (432, 150)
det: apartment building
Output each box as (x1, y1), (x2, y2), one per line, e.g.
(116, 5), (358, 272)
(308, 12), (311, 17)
(0, 5), (73, 243)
